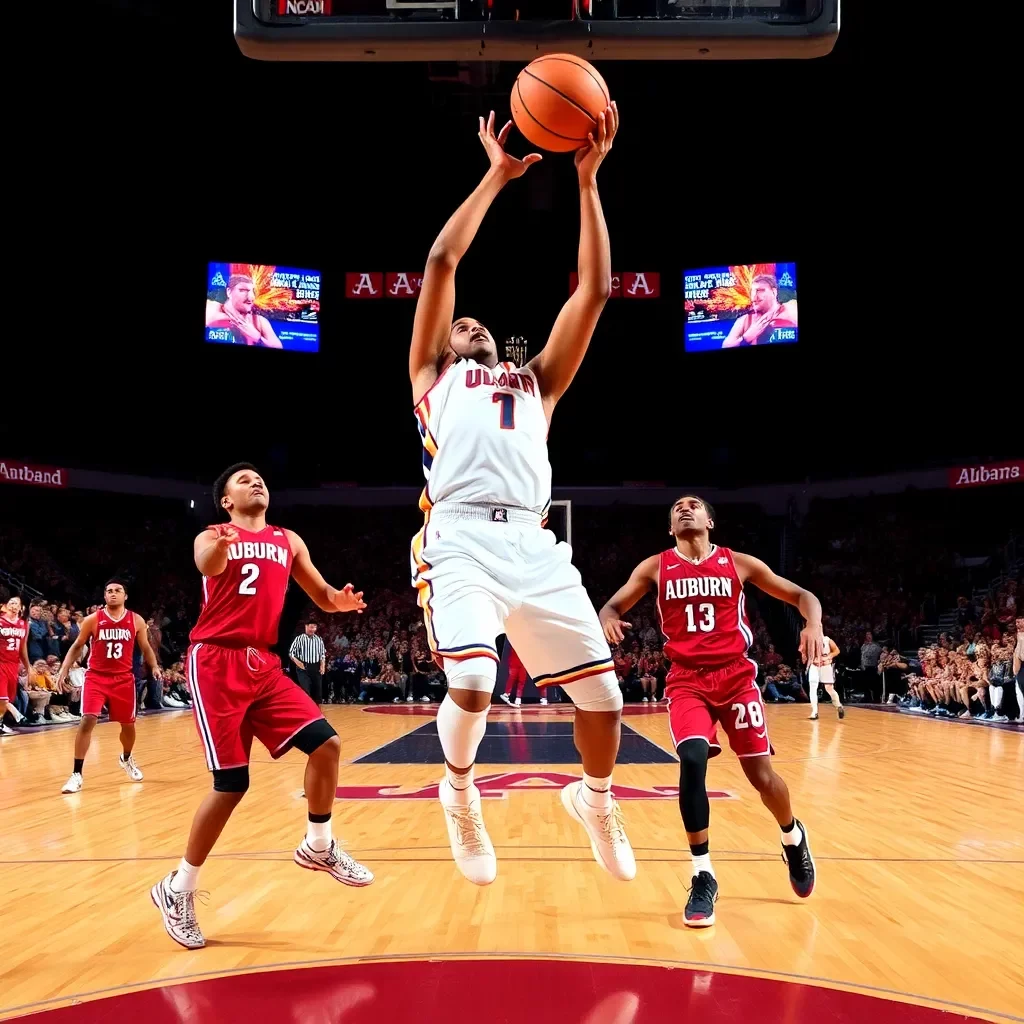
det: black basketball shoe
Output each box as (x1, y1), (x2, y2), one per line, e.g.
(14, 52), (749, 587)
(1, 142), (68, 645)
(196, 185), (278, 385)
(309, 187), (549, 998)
(683, 870), (719, 927)
(781, 818), (815, 898)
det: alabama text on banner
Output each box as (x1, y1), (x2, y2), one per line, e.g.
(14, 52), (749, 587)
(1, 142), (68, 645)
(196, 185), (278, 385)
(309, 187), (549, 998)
(947, 460), (1022, 489)
(0, 459), (67, 488)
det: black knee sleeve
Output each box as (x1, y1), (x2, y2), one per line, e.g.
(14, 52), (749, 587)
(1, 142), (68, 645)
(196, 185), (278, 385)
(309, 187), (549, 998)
(212, 766), (250, 793)
(291, 718), (337, 756)
(677, 738), (711, 834)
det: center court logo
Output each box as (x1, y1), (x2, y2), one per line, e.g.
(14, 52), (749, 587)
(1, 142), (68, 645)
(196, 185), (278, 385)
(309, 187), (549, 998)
(335, 771), (734, 801)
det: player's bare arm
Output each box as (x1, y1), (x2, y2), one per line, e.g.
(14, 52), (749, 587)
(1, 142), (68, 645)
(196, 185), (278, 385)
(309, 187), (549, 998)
(528, 103), (618, 415)
(721, 315), (748, 348)
(55, 613), (96, 687)
(194, 524), (240, 577)
(598, 552), (660, 644)
(134, 612), (162, 679)
(285, 529), (367, 615)
(733, 551), (824, 664)
(257, 315), (283, 349)
(410, 111), (541, 405)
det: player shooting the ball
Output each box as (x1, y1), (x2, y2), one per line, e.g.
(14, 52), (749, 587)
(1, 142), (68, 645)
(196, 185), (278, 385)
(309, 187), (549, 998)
(406, 103), (633, 887)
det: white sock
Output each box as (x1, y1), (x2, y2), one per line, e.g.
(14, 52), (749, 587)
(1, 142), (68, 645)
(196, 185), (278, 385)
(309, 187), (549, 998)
(825, 685), (841, 708)
(444, 764), (474, 802)
(809, 683), (818, 715)
(691, 853), (714, 878)
(581, 772), (614, 812)
(436, 693), (489, 804)
(781, 822), (804, 847)
(306, 817), (332, 852)
(170, 858), (200, 893)
(1016, 682), (1024, 720)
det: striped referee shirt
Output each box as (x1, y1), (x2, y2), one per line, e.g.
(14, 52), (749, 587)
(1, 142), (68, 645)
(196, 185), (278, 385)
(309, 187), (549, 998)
(289, 632), (326, 666)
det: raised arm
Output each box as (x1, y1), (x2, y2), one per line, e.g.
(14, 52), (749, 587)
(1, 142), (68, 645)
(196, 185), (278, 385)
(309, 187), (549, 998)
(528, 103), (618, 414)
(194, 525), (239, 577)
(598, 553), (659, 644)
(285, 529), (368, 615)
(733, 552), (824, 665)
(410, 112), (541, 406)
(55, 613), (96, 688)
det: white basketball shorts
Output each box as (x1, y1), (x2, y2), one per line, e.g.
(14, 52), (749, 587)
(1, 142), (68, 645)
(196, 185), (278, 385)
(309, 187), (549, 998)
(410, 502), (614, 689)
(808, 663), (835, 685)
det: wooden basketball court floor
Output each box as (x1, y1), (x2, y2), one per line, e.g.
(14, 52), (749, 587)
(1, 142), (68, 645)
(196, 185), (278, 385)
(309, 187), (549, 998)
(1, 703), (1022, 1023)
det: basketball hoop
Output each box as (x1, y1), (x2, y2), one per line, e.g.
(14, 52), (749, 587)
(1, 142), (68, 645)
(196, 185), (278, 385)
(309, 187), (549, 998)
(505, 336), (528, 366)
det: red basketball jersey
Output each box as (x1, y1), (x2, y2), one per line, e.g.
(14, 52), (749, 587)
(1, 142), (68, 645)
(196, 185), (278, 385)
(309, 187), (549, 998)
(90, 607), (136, 674)
(656, 545), (753, 669)
(0, 616), (27, 663)
(190, 524), (293, 650)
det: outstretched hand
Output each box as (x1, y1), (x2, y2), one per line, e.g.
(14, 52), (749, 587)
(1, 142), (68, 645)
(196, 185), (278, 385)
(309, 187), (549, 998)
(798, 624), (825, 666)
(479, 111), (542, 181)
(575, 101), (619, 182)
(331, 583), (367, 615)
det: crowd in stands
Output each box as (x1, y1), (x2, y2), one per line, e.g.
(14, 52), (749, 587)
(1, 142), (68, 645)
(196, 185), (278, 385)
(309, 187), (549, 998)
(2, 486), (1021, 728)
(896, 576), (1023, 721)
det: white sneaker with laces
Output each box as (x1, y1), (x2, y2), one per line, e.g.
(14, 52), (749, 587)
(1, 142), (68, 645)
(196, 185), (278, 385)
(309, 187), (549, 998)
(61, 771), (83, 794)
(151, 872), (206, 949)
(119, 753), (144, 781)
(294, 838), (374, 886)
(439, 780), (496, 885)
(499, 693), (512, 705)
(561, 781), (636, 881)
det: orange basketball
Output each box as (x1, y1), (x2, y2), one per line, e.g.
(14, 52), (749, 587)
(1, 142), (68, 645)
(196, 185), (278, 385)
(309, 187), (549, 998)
(510, 54), (611, 154)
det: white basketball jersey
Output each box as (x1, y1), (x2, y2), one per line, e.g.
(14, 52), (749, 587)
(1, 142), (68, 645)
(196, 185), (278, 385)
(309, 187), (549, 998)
(414, 357), (551, 516)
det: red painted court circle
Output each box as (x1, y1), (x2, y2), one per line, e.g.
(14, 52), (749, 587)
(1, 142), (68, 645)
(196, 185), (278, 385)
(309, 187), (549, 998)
(16, 958), (990, 1023)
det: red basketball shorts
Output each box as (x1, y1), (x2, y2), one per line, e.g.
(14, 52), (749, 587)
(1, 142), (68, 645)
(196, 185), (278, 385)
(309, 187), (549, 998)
(186, 642), (322, 771)
(0, 661), (19, 702)
(82, 671), (137, 723)
(665, 657), (775, 759)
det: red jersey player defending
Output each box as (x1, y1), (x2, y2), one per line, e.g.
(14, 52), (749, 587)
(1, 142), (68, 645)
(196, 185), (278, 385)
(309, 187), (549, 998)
(150, 463), (373, 951)
(599, 495), (822, 928)
(56, 580), (162, 793)
(1, 595), (31, 733)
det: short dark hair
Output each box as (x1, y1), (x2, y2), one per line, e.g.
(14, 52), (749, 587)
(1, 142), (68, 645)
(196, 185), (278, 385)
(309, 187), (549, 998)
(669, 494), (716, 526)
(213, 462), (259, 516)
(104, 577), (128, 591)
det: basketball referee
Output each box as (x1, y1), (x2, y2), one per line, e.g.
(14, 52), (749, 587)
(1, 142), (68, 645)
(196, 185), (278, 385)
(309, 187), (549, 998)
(289, 622), (326, 705)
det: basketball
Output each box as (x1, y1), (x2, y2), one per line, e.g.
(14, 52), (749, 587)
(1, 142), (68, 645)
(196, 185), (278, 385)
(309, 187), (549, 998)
(510, 54), (611, 154)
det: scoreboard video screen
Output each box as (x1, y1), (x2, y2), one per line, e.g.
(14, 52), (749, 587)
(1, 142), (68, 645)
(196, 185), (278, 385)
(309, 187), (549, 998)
(683, 263), (798, 352)
(205, 262), (321, 353)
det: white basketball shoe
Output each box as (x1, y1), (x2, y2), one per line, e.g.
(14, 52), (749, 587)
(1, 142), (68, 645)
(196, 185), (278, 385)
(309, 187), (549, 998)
(561, 781), (636, 881)
(439, 779), (496, 885)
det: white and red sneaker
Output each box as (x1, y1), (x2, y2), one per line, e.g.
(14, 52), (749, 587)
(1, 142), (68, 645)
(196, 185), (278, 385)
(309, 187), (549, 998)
(150, 872), (206, 949)
(61, 772), (83, 794)
(294, 839), (374, 886)
(561, 781), (636, 881)
(119, 753), (144, 782)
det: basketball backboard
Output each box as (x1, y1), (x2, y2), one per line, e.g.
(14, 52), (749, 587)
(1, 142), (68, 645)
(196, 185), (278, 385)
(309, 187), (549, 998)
(236, 0), (839, 62)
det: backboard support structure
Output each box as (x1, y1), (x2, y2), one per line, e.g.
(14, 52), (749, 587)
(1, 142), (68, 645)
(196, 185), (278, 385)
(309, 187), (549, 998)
(236, 0), (839, 62)
(546, 500), (572, 547)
